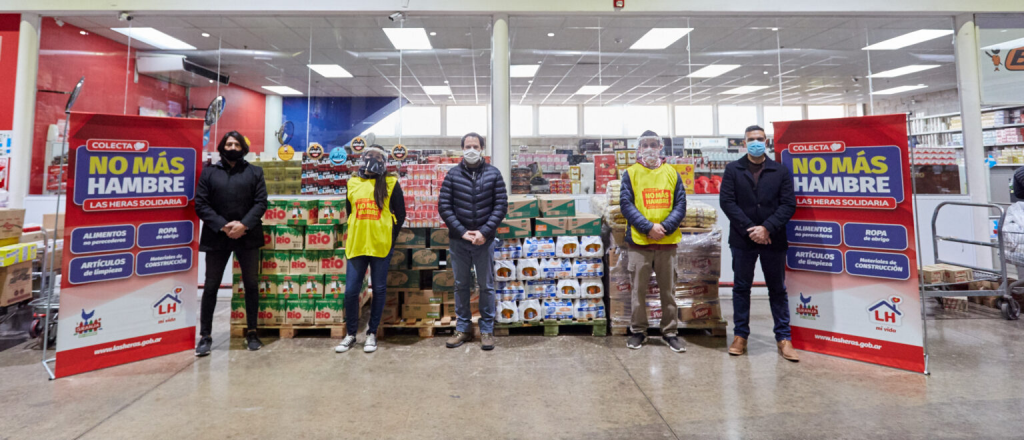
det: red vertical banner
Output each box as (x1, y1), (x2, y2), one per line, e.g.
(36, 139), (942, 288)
(774, 115), (924, 373)
(55, 113), (203, 378)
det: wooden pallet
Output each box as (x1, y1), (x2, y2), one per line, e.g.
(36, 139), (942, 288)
(610, 318), (728, 337)
(379, 316), (480, 339)
(494, 318), (607, 337)
(231, 324), (347, 339)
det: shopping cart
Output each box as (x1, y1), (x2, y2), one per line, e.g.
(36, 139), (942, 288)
(926, 201), (1022, 320)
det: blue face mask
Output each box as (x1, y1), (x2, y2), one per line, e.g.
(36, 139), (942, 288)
(747, 141), (766, 157)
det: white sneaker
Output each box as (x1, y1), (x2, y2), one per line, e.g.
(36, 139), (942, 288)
(334, 335), (356, 353)
(363, 333), (377, 353)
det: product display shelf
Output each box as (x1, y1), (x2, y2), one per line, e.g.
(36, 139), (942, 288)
(494, 317), (608, 337)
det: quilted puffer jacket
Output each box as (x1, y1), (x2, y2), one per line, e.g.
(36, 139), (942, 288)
(438, 161), (508, 241)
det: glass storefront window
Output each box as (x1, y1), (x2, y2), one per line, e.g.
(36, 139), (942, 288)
(538, 106), (577, 135)
(625, 105), (669, 138)
(510, 105), (533, 136)
(583, 105), (624, 136)
(446, 105), (488, 137)
(808, 105), (846, 120)
(763, 105), (803, 135)
(674, 105), (714, 136)
(718, 106), (757, 136)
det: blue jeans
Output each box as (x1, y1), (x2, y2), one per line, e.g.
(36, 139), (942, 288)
(449, 237), (497, 333)
(344, 252), (392, 336)
(731, 246), (791, 342)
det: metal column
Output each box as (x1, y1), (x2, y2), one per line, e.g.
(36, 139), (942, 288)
(491, 14), (511, 188)
(954, 14), (993, 268)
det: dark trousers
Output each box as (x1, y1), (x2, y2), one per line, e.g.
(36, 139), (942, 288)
(731, 246), (791, 342)
(201, 247), (259, 337)
(344, 253), (393, 336)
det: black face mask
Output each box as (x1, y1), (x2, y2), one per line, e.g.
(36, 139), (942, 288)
(221, 149), (245, 162)
(361, 157), (386, 176)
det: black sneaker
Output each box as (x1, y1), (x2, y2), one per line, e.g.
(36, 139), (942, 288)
(195, 336), (213, 357)
(627, 332), (646, 349)
(245, 331), (263, 351)
(664, 336), (686, 353)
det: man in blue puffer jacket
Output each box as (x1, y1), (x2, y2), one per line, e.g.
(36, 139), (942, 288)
(438, 132), (508, 351)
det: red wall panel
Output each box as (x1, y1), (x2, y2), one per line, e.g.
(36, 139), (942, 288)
(31, 19), (189, 194)
(0, 14), (21, 131)
(190, 83), (266, 154)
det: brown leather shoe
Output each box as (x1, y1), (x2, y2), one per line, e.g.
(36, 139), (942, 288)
(446, 331), (472, 348)
(728, 336), (747, 356)
(777, 340), (800, 362)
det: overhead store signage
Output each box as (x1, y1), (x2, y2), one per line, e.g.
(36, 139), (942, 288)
(977, 14), (1024, 104)
(774, 114), (924, 373)
(55, 113), (202, 379)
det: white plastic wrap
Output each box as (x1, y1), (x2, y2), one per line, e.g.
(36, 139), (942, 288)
(1005, 202), (1024, 265)
(576, 298), (606, 320)
(580, 236), (604, 258)
(519, 299), (542, 322)
(579, 278), (604, 298)
(495, 260), (517, 281)
(541, 258), (573, 279)
(517, 258), (541, 280)
(494, 238), (523, 260)
(526, 280), (557, 300)
(556, 279), (581, 299)
(497, 301), (520, 324)
(556, 236), (581, 258)
(497, 281), (524, 302)
(573, 258), (604, 278)
(523, 237), (556, 258)
(543, 298), (575, 320)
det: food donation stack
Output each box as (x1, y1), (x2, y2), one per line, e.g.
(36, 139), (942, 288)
(492, 195), (607, 324)
(599, 193), (725, 331)
(230, 198), (353, 328)
(385, 227), (467, 322)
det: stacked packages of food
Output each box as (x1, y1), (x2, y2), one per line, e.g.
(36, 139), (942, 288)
(385, 227), (465, 322)
(400, 164), (454, 228)
(603, 199), (724, 331)
(231, 198), (350, 327)
(493, 195), (606, 323)
(252, 159), (302, 195)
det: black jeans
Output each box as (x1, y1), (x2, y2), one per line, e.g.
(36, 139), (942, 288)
(731, 246), (791, 342)
(344, 253), (393, 336)
(200, 247), (259, 337)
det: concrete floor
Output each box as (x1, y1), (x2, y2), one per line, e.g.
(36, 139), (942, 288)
(2, 294), (1024, 440)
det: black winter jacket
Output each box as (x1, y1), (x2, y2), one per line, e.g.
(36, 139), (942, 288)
(619, 166), (687, 246)
(438, 161), (508, 241)
(195, 159), (268, 252)
(719, 155), (796, 251)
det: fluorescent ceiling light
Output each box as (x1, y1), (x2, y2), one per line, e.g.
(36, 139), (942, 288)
(720, 86), (770, 95)
(262, 86), (303, 95)
(982, 37), (1024, 51)
(868, 64), (940, 78)
(382, 28), (432, 50)
(575, 85), (609, 95)
(688, 64), (741, 78)
(422, 85), (452, 95)
(111, 27), (195, 50)
(873, 84), (928, 95)
(862, 29), (953, 50)
(629, 28), (693, 50)
(510, 64), (540, 78)
(308, 64), (353, 78)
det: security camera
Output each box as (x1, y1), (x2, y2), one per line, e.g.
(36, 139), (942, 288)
(54, 18), (64, 27)
(119, 12), (133, 21)
(388, 12), (405, 22)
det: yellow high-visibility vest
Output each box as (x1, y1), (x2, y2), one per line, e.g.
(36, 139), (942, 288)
(627, 163), (682, 245)
(346, 175), (398, 258)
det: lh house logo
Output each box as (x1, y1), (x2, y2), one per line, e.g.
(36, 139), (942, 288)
(153, 287), (184, 319)
(867, 296), (904, 327)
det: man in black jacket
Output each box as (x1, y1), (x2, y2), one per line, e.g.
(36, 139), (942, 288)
(438, 132), (508, 351)
(194, 131), (268, 355)
(719, 125), (798, 361)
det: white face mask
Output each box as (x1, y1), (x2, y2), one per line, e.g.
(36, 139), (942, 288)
(640, 148), (660, 168)
(463, 148), (482, 164)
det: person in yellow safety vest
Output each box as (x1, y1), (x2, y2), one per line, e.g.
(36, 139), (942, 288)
(334, 145), (406, 354)
(619, 130), (688, 353)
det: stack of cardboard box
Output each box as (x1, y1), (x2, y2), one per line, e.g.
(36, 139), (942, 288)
(386, 227), (457, 322)
(0, 208), (34, 308)
(255, 159), (302, 195)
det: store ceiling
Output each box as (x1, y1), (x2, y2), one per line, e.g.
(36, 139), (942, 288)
(58, 14), (958, 106)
